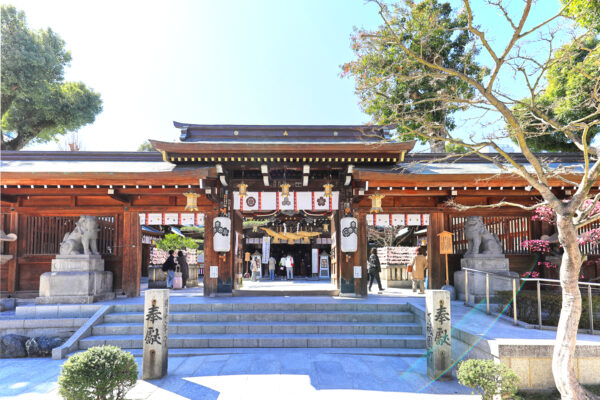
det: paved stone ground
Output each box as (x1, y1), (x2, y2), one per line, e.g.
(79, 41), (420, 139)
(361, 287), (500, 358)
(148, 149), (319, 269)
(0, 350), (478, 399)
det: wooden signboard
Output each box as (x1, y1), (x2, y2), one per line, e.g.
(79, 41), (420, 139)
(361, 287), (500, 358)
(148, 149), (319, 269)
(437, 231), (453, 286)
(438, 231), (453, 255)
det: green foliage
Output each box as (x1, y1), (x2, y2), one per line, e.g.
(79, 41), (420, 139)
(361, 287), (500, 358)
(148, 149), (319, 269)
(512, 37), (600, 151)
(137, 141), (156, 152)
(342, 0), (484, 151)
(1, 5), (102, 150)
(58, 345), (138, 400)
(562, 0), (600, 31)
(445, 143), (469, 154)
(496, 290), (600, 329)
(155, 233), (199, 251)
(457, 359), (519, 400)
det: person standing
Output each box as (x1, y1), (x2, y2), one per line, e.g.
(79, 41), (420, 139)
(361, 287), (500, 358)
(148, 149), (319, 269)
(285, 253), (294, 280)
(368, 248), (384, 292)
(268, 255), (276, 281)
(177, 250), (189, 288)
(251, 256), (260, 282)
(163, 249), (176, 289)
(409, 247), (428, 294)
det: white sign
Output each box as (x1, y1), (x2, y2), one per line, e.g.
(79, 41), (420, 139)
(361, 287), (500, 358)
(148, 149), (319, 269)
(261, 236), (270, 264)
(311, 248), (319, 274)
(354, 266), (362, 279)
(209, 266), (218, 278)
(340, 217), (358, 253)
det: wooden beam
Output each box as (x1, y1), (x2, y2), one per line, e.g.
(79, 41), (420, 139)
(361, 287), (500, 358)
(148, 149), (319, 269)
(107, 189), (130, 204)
(0, 194), (18, 204)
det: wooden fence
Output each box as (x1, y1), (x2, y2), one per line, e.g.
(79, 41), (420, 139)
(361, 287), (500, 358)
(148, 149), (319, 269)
(449, 215), (531, 255)
(23, 215), (117, 256)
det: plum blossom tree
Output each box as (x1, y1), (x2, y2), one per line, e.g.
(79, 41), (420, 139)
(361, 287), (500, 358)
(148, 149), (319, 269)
(345, 1), (600, 398)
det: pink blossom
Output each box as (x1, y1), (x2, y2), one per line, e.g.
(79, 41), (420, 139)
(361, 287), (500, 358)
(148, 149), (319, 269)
(521, 240), (551, 253)
(521, 271), (540, 278)
(537, 261), (557, 269)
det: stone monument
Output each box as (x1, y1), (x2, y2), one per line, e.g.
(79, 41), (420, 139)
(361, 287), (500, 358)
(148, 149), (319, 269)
(426, 290), (452, 380)
(142, 289), (169, 380)
(36, 216), (115, 304)
(454, 216), (518, 302)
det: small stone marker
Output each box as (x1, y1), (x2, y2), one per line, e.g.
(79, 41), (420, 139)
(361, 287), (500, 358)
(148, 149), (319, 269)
(425, 290), (452, 380)
(142, 289), (169, 380)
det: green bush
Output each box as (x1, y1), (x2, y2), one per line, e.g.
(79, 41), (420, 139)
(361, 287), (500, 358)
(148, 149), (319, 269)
(58, 345), (138, 400)
(496, 290), (600, 329)
(457, 359), (519, 400)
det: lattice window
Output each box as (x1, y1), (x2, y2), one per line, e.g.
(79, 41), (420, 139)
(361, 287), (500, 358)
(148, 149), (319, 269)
(450, 215), (531, 255)
(578, 221), (600, 256)
(23, 216), (117, 256)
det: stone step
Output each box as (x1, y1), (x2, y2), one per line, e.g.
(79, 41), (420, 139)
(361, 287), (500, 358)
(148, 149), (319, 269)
(79, 333), (426, 349)
(112, 303), (410, 313)
(92, 321), (423, 336)
(103, 311), (416, 324)
(115, 347), (427, 358)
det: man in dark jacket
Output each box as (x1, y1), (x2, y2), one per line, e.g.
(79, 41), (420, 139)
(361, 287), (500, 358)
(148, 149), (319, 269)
(177, 250), (189, 288)
(163, 250), (176, 289)
(368, 248), (384, 292)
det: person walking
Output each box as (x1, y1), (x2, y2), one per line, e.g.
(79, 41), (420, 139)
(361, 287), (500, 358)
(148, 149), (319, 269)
(177, 250), (189, 288)
(285, 253), (294, 280)
(409, 247), (428, 294)
(368, 248), (384, 292)
(250, 256), (260, 282)
(268, 256), (276, 281)
(163, 249), (176, 289)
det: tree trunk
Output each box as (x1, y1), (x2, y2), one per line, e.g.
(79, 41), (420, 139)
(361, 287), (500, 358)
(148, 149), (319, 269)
(553, 215), (594, 399)
(428, 138), (446, 153)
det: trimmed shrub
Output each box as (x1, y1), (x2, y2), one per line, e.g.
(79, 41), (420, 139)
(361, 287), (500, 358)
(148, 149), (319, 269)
(496, 290), (600, 329)
(457, 359), (519, 400)
(58, 345), (138, 400)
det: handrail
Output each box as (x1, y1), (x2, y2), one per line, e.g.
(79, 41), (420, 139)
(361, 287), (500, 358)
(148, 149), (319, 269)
(460, 267), (598, 334)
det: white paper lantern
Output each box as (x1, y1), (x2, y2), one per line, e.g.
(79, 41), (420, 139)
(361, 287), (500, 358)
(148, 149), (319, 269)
(213, 217), (231, 252)
(340, 217), (358, 253)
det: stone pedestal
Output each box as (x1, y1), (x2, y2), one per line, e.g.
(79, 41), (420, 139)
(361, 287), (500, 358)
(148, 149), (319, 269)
(36, 255), (115, 304)
(454, 256), (518, 302)
(426, 290), (452, 380)
(142, 289), (169, 380)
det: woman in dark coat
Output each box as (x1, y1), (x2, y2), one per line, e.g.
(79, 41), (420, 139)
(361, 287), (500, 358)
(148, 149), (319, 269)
(177, 250), (190, 288)
(368, 248), (384, 292)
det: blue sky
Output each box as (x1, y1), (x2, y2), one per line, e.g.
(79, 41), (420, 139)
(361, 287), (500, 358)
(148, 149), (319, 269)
(10, 0), (564, 152)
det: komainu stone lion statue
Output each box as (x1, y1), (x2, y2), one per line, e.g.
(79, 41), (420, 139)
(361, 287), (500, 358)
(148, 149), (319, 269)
(464, 216), (503, 257)
(59, 216), (100, 255)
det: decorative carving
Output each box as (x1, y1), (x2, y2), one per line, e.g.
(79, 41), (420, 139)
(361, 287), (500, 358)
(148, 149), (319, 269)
(59, 216), (99, 255)
(463, 216), (503, 257)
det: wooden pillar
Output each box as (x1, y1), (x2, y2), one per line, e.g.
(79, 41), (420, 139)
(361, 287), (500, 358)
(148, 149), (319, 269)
(122, 211), (141, 297)
(427, 211), (444, 290)
(339, 211), (367, 297)
(232, 211), (244, 290)
(6, 212), (19, 294)
(203, 211), (218, 297)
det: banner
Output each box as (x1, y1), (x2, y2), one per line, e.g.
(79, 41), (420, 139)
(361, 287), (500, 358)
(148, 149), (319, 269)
(261, 236), (270, 264)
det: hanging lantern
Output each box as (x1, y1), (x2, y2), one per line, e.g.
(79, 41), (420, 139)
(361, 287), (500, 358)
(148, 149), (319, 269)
(323, 223), (329, 232)
(184, 192), (200, 211)
(340, 217), (358, 253)
(369, 192), (385, 214)
(213, 217), (231, 252)
(237, 182), (248, 197)
(323, 183), (334, 198)
(280, 183), (291, 197)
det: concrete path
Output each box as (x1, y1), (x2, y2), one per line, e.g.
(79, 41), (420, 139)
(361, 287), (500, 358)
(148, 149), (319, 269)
(0, 350), (478, 399)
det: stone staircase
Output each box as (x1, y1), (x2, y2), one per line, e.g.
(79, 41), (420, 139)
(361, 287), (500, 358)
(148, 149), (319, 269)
(79, 302), (425, 356)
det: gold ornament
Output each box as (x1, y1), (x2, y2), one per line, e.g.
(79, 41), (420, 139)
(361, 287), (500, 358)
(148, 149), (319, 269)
(280, 183), (291, 197)
(184, 192), (200, 211)
(369, 192), (385, 214)
(237, 182), (248, 196)
(323, 183), (334, 198)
